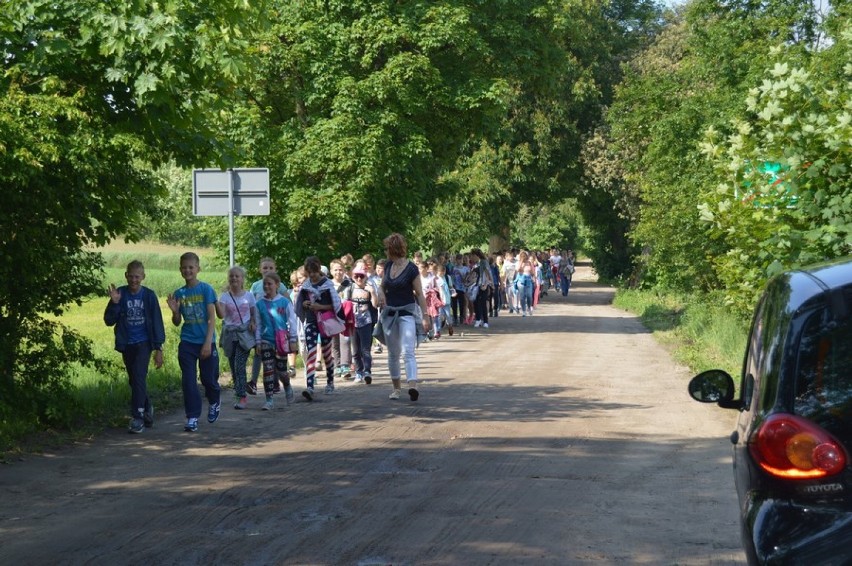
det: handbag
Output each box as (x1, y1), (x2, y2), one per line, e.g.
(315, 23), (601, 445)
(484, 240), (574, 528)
(466, 282), (479, 301)
(236, 323), (256, 351)
(318, 309), (345, 338)
(223, 293), (256, 352)
(275, 328), (290, 356)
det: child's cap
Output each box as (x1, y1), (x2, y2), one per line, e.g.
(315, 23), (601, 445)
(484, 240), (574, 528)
(352, 266), (367, 276)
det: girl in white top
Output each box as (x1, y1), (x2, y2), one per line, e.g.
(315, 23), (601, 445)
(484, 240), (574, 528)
(216, 266), (260, 409)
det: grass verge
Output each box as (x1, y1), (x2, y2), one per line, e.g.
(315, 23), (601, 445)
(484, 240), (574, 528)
(612, 288), (747, 378)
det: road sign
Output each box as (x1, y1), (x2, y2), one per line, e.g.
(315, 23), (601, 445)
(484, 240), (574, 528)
(192, 168), (269, 216)
(192, 168), (270, 266)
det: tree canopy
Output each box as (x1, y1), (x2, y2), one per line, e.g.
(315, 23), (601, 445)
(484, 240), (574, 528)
(0, 0), (268, 425)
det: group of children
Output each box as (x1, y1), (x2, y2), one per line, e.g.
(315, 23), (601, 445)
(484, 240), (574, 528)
(104, 246), (574, 434)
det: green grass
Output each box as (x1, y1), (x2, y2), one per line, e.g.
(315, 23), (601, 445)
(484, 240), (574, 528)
(97, 240), (228, 271)
(613, 288), (747, 378)
(102, 267), (228, 298)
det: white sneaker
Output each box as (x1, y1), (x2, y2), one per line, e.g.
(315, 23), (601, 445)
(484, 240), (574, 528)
(483, 322), (489, 328)
(474, 320), (482, 327)
(262, 399), (274, 411)
(388, 389), (401, 400)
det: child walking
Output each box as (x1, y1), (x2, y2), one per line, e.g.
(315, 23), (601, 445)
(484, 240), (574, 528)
(434, 262), (454, 336)
(166, 252), (221, 432)
(256, 272), (298, 410)
(295, 256), (341, 401)
(216, 266), (259, 410)
(104, 260), (166, 434)
(247, 257), (289, 395)
(348, 265), (378, 383)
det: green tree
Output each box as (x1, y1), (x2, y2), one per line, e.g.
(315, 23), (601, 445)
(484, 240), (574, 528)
(142, 163), (224, 249)
(231, 0), (663, 268)
(591, 0), (827, 289)
(0, 0), (267, 427)
(699, 15), (851, 313)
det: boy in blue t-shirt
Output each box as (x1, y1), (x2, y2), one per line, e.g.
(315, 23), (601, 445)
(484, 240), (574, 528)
(167, 252), (221, 432)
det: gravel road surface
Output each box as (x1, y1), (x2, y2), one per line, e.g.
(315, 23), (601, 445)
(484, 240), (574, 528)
(0, 266), (746, 565)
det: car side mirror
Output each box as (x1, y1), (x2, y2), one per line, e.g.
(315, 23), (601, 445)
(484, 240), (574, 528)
(688, 369), (737, 407)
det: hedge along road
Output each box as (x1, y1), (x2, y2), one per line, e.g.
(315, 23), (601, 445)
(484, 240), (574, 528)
(0, 265), (746, 565)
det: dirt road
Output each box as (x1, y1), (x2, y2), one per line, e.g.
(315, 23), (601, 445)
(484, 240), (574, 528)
(0, 267), (746, 565)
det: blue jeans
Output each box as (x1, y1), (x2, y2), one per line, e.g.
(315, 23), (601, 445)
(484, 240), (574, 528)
(521, 283), (534, 313)
(352, 324), (374, 375)
(560, 274), (571, 296)
(122, 342), (153, 418)
(178, 341), (220, 419)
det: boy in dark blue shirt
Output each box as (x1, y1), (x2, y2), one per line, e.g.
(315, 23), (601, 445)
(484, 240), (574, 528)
(104, 260), (166, 434)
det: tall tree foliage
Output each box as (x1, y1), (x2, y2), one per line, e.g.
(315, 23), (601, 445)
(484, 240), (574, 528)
(0, 0), (266, 426)
(234, 0), (511, 266)
(589, 0), (829, 289)
(699, 9), (852, 314)
(231, 0), (663, 266)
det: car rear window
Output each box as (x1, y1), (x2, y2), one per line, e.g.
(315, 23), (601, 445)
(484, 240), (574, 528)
(794, 308), (852, 434)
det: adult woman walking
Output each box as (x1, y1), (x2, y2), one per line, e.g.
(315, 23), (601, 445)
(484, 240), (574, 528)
(378, 233), (431, 401)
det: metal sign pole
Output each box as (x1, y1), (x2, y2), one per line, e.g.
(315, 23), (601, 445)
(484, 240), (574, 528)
(228, 169), (236, 267)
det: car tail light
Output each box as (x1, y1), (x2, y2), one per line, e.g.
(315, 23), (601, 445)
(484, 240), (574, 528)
(750, 413), (847, 479)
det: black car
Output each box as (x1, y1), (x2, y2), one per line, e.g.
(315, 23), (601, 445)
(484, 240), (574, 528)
(689, 257), (852, 565)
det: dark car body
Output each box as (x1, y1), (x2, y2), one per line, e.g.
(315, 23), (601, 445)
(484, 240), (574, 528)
(689, 257), (852, 565)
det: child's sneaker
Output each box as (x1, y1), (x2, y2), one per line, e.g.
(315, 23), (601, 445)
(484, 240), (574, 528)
(285, 385), (294, 405)
(408, 386), (420, 402)
(128, 418), (144, 434)
(325, 383), (335, 395)
(262, 399), (274, 411)
(388, 389), (401, 400)
(302, 388), (314, 401)
(207, 401), (221, 423)
(234, 396), (248, 410)
(246, 382), (258, 395)
(184, 418), (198, 432)
(353, 373), (364, 384)
(363, 373), (372, 385)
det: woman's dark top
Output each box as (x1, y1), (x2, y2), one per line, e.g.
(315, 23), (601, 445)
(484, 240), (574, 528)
(383, 260), (419, 311)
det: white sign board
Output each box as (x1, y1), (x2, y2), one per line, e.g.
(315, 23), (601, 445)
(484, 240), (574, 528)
(192, 168), (270, 216)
